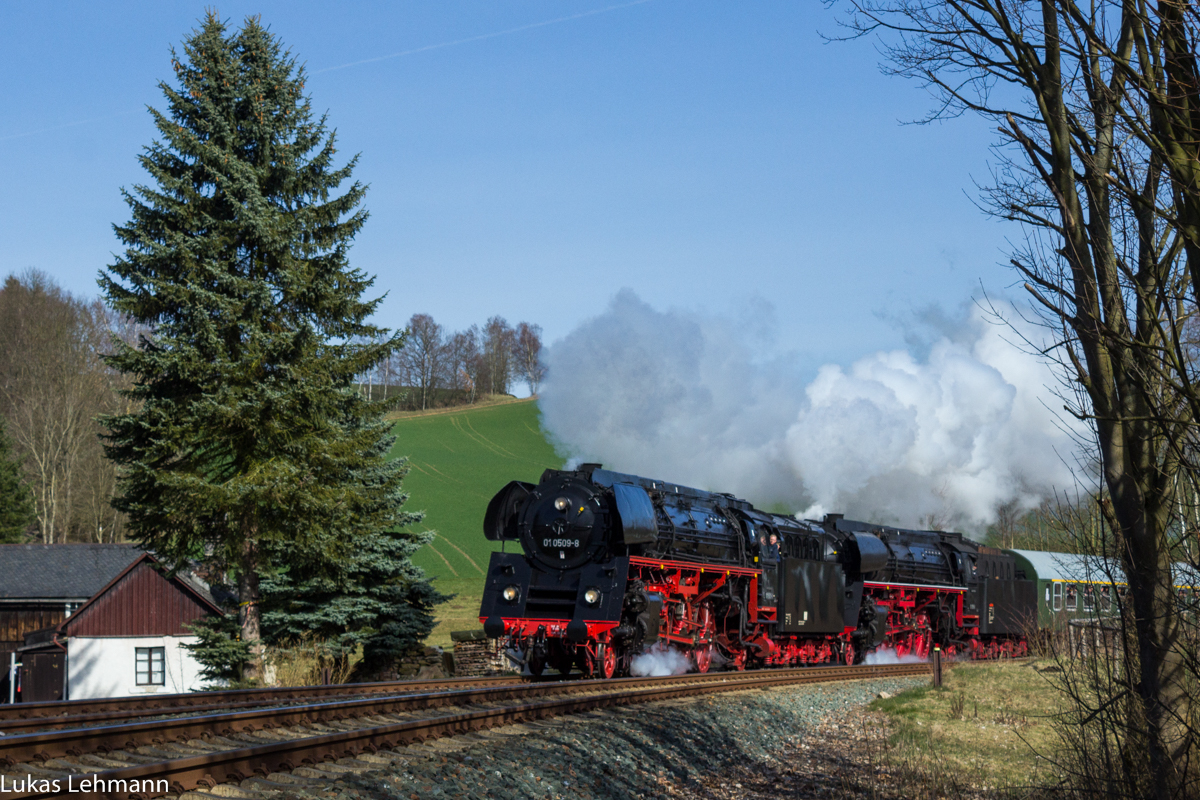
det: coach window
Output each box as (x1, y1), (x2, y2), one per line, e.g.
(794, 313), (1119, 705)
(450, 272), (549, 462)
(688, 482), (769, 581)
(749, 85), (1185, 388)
(1066, 585), (1078, 611)
(1045, 585), (1051, 604)
(136, 647), (165, 686)
(1084, 586), (1094, 611)
(1100, 586), (1111, 611)
(1053, 583), (1063, 611)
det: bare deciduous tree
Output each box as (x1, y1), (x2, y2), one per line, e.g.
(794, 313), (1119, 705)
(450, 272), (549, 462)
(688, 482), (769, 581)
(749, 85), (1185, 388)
(445, 328), (480, 402)
(400, 314), (445, 411)
(513, 321), (547, 396)
(482, 316), (515, 396)
(832, 2), (1200, 795)
(0, 271), (126, 543)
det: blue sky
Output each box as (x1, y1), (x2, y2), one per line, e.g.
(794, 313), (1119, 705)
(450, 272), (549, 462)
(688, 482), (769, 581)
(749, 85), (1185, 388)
(1, 1), (1015, 374)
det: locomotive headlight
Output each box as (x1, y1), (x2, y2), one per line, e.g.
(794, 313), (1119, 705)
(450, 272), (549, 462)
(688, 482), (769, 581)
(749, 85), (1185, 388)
(554, 497), (569, 511)
(583, 587), (601, 606)
(502, 585), (520, 603)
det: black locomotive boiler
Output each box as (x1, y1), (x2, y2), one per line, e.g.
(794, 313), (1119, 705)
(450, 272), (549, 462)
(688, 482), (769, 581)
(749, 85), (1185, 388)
(479, 465), (1035, 677)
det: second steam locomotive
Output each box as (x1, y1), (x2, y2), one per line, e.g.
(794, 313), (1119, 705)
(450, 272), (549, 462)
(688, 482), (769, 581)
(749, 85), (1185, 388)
(479, 464), (1034, 677)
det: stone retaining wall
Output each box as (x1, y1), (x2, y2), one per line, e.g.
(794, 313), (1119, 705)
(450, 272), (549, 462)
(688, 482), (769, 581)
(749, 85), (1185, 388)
(451, 630), (507, 676)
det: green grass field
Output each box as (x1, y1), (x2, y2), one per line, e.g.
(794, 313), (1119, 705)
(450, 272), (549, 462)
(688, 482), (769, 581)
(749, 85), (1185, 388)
(386, 398), (564, 646)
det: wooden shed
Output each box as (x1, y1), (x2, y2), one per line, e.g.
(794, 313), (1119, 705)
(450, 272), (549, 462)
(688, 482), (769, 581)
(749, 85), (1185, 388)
(0, 544), (141, 701)
(22, 553), (222, 700)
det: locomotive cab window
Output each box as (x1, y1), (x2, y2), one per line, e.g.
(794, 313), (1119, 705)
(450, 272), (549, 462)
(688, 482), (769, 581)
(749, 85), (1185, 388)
(136, 647), (165, 686)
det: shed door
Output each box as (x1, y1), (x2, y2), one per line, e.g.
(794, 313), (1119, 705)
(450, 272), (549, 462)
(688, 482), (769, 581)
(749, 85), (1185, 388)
(20, 652), (64, 702)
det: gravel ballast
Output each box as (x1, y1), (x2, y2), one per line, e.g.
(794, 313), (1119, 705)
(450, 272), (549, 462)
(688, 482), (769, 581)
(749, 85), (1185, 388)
(235, 676), (925, 800)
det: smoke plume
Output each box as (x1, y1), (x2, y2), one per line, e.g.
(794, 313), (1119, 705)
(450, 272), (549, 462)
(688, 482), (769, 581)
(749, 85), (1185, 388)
(539, 289), (1083, 529)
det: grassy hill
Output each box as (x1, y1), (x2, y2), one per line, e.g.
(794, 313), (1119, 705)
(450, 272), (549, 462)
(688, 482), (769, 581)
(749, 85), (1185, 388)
(386, 398), (564, 646)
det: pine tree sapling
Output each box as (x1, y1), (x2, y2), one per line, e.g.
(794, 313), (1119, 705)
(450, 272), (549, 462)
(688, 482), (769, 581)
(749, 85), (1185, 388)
(261, 525), (447, 672)
(0, 417), (34, 543)
(183, 615), (252, 689)
(102, 14), (439, 682)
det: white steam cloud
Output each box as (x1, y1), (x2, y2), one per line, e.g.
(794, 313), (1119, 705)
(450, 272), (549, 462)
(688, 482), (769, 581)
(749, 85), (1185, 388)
(863, 646), (929, 666)
(629, 643), (693, 676)
(539, 289), (1084, 529)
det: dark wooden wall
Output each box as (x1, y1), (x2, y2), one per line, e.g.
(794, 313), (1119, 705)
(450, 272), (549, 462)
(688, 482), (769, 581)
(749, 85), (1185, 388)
(0, 607), (67, 653)
(66, 561), (211, 637)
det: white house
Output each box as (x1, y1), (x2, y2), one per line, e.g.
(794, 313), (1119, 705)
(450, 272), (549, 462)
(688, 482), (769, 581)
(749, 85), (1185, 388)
(20, 553), (222, 699)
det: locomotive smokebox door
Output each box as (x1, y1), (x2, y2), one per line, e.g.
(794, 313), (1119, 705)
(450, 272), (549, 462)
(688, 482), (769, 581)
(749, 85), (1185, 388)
(779, 558), (846, 634)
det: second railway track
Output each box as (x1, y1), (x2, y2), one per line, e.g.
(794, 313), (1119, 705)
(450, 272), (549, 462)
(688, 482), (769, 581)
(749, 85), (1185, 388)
(0, 675), (529, 735)
(0, 662), (936, 799)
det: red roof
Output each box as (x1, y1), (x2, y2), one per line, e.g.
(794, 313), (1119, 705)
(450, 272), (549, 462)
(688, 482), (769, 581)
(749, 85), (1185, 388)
(58, 553), (223, 638)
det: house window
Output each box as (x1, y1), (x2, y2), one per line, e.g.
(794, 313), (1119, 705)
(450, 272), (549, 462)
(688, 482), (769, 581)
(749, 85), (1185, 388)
(135, 647), (165, 686)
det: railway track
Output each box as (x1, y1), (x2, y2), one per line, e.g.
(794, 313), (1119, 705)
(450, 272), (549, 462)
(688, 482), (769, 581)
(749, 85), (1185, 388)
(0, 675), (528, 735)
(0, 662), (935, 799)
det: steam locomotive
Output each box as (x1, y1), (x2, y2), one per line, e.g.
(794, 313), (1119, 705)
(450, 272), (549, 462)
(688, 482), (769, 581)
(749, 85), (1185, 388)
(479, 464), (1034, 677)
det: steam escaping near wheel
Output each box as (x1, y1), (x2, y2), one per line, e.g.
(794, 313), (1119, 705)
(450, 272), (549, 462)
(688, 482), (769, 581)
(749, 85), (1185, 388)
(630, 643), (693, 677)
(864, 646), (928, 666)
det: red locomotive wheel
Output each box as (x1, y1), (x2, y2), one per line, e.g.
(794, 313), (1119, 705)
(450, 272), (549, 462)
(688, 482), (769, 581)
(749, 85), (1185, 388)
(595, 643), (616, 679)
(843, 642), (856, 666)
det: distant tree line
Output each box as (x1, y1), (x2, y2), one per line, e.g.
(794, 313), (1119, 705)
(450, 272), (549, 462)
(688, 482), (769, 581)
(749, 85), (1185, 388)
(362, 314), (546, 411)
(0, 270), (139, 543)
(0, 269), (548, 543)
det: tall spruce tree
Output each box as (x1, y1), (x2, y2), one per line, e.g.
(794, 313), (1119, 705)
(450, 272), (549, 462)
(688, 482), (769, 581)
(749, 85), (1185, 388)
(101, 14), (440, 681)
(0, 417), (34, 543)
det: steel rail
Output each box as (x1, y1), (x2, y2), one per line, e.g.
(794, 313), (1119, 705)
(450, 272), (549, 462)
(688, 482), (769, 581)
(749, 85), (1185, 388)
(16, 662), (932, 800)
(0, 677), (535, 735)
(0, 674), (527, 723)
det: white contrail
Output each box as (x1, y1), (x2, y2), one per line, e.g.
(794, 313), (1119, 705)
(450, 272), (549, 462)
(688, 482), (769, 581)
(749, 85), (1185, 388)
(2, 2), (654, 143)
(0, 110), (140, 143)
(313, 0), (655, 75)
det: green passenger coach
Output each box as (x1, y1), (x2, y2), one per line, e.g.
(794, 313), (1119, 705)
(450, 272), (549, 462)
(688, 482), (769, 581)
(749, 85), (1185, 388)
(1008, 550), (1123, 630)
(1009, 549), (1198, 631)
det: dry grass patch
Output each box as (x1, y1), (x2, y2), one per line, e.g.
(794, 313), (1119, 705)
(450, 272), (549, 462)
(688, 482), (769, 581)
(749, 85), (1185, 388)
(870, 660), (1066, 795)
(424, 593), (486, 649)
(265, 636), (363, 686)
